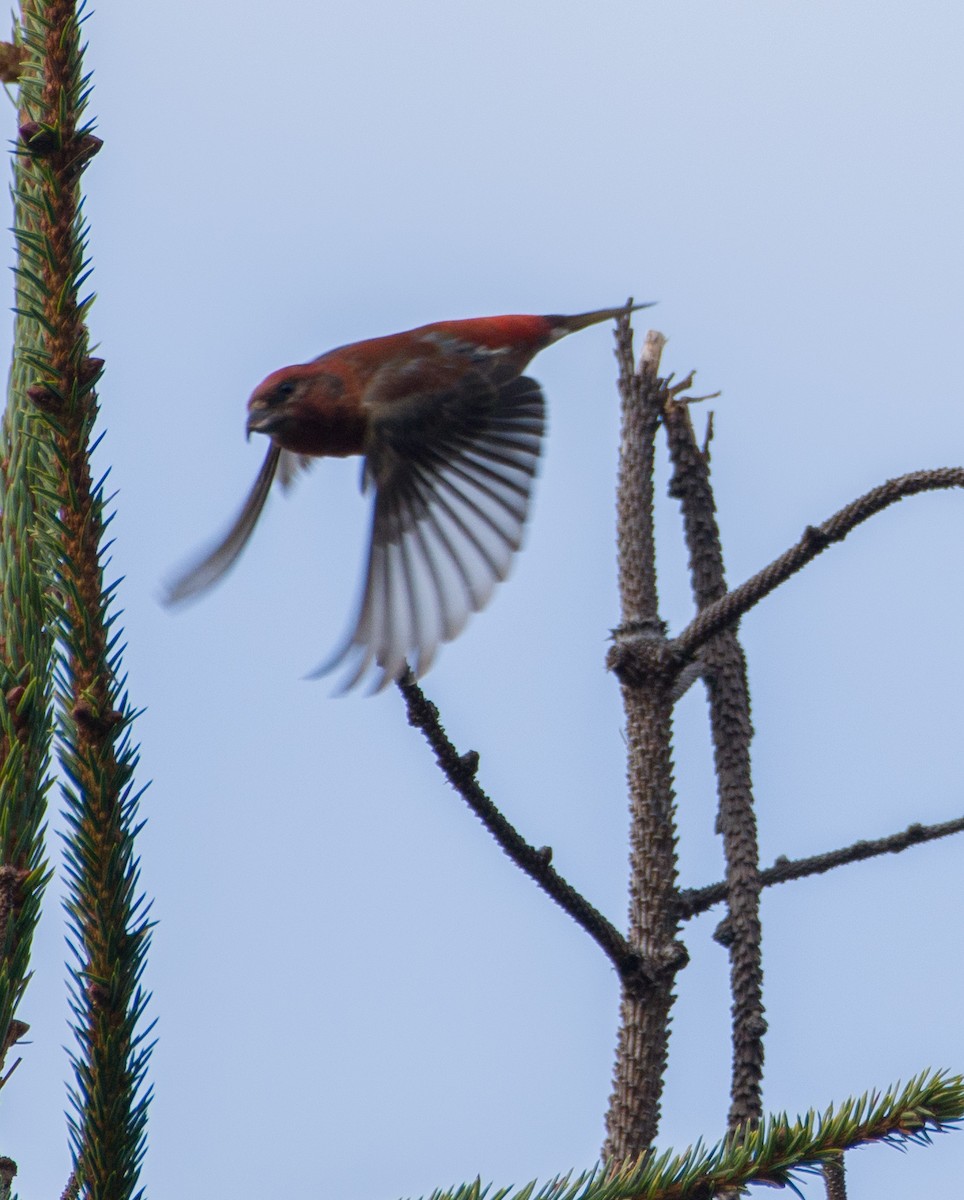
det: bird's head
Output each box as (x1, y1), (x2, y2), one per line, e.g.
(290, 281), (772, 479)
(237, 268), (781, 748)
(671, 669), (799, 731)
(246, 366), (346, 436)
(246, 364), (361, 457)
(246, 367), (310, 440)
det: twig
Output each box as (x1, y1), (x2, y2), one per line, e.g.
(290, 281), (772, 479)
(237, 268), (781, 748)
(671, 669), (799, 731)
(677, 814), (964, 918)
(672, 468), (964, 664)
(663, 396), (765, 1131)
(395, 672), (642, 980)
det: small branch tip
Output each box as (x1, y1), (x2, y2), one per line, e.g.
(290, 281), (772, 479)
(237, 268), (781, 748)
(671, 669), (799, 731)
(71, 699), (124, 736)
(458, 749), (480, 775)
(78, 356), (105, 387)
(18, 120), (58, 154)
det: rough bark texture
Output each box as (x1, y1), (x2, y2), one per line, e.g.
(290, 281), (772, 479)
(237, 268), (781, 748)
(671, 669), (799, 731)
(823, 1153), (847, 1200)
(603, 328), (686, 1160)
(677, 813), (964, 917)
(664, 399), (765, 1129)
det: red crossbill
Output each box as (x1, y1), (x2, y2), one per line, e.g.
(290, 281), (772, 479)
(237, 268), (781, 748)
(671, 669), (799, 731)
(165, 304), (648, 689)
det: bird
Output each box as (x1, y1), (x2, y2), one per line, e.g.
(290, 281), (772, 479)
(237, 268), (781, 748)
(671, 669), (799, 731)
(164, 302), (650, 690)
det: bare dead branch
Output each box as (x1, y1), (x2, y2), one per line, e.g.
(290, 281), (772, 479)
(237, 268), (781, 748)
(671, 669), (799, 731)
(677, 814), (964, 919)
(612, 324), (664, 630)
(663, 396), (765, 1131)
(604, 324), (688, 1163)
(673, 467), (964, 664)
(395, 671), (643, 980)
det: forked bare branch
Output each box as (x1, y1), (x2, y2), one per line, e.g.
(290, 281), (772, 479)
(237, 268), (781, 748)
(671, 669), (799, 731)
(673, 468), (964, 664)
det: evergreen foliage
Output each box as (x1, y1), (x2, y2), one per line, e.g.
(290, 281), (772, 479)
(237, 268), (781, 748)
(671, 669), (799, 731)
(420, 1072), (964, 1200)
(2, 2), (152, 1196)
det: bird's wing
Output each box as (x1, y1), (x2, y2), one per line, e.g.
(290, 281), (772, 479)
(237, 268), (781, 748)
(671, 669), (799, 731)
(278, 449), (312, 490)
(313, 370), (546, 691)
(162, 443), (281, 605)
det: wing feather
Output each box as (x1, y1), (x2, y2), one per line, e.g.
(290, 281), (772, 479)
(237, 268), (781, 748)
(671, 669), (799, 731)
(314, 372), (546, 691)
(278, 449), (312, 490)
(163, 444), (281, 605)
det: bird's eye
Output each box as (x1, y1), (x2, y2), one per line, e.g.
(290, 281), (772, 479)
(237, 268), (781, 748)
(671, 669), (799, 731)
(269, 381), (296, 406)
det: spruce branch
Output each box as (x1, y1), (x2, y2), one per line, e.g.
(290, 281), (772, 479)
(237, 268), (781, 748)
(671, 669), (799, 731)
(396, 671), (642, 980)
(672, 468), (964, 666)
(416, 1070), (964, 1200)
(677, 814), (964, 918)
(15, 1), (152, 1196)
(0, 0), (58, 1131)
(662, 395), (765, 1131)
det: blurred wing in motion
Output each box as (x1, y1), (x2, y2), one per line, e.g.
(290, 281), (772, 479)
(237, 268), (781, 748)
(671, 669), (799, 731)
(314, 371), (546, 691)
(163, 444), (282, 605)
(277, 449), (312, 490)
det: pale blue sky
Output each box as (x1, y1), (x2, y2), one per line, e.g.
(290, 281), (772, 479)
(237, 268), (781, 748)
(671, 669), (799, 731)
(5, 1), (964, 1196)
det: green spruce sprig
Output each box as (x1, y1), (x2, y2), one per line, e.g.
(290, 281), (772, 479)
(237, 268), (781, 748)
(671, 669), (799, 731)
(417, 1071), (964, 1200)
(11, 1), (152, 1196)
(0, 12), (56, 1113)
